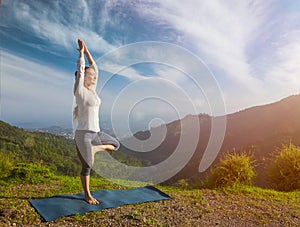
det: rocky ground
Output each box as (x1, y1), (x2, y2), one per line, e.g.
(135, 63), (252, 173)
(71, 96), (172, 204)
(0, 180), (299, 226)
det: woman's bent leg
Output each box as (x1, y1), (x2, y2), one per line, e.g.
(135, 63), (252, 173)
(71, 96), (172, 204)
(92, 131), (120, 151)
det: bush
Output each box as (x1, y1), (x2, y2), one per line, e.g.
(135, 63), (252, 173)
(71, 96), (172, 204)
(0, 152), (14, 178)
(176, 179), (189, 189)
(266, 143), (300, 191)
(206, 151), (256, 188)
(10, 163), (54, 184)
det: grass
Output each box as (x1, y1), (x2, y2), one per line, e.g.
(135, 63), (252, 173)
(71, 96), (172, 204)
(222, 184), (300, 203)
(0, 175), (299, 226)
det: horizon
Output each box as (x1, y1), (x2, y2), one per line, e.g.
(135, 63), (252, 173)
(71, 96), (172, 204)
(5, 92), (299, 131)
(1, 1), (300, 135)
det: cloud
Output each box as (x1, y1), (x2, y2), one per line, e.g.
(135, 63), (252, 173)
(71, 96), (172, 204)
(0, 0), (116, 55)
(263, 31), (300, 98)
(1, 51), (73, 125)
(133, 1), (273, 88)
(131, 0), (300, 112)
(1, 0), (300, 127)
(100, 62), (148, 81)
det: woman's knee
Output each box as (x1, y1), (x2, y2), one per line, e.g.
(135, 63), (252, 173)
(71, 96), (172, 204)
(111, 140), (120, 151)
(81, 166), (91, 176)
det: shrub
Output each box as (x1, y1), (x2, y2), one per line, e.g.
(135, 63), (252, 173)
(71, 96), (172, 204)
(176, 178), (189, 189)
(206, 151), (256, 188)
(0, 152), (14, 178)
(10, 163), (54, 184)
(266, 143), (300, 191)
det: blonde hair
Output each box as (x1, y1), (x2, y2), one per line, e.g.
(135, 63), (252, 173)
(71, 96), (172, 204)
(73, 105), (78, 119)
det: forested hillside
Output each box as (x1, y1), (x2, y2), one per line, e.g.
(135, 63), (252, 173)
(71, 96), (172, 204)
(0, 121), (81, 176)
(0, 121), (143, 177)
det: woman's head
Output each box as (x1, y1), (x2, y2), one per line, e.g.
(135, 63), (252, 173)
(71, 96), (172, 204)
(74, 67), (97, 87)
(84, 67), (97, 87)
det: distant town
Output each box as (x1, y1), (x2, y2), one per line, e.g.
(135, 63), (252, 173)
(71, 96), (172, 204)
(30, 125), (116, 140)
(30, 126), (74, 140)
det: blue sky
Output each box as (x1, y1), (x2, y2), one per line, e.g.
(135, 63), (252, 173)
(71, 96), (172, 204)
(1, 0), (300, 136)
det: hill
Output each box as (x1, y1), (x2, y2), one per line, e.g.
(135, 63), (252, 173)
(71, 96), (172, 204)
(0, 121), (142, 177)
(0, 120), (81, 176)
(120, 94), (300, 187)
(1, 94), (299, 186)
(224, 94), (300, 151)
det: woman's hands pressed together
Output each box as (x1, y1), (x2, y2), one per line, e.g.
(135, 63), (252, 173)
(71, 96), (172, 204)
(77, 39), (85, 53)
(77, 38), (95, 65)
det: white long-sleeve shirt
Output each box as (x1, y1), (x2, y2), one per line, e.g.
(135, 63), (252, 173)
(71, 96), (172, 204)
(74, 56), (101, 132)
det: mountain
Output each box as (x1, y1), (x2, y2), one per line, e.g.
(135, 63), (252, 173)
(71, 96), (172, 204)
(217, 94), (300, 186)
(120, 94), (300, 187)
(1, 94), (299, 186)
(224, 94), (300, 151)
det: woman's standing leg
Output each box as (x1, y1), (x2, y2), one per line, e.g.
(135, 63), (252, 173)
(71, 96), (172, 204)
(75, 130), (120, 204)
(75, 131), (99, 204)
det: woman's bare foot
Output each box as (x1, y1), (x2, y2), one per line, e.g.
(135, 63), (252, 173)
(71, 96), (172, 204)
(92, 145), (115, 165)
(84, 195), (100, 205)
(92, 144), (115, 153)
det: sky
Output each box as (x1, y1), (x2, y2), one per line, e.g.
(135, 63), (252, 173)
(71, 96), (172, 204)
(1, 0), (300, 136)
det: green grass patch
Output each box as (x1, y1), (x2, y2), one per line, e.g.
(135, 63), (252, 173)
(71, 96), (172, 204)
(221, 184), (300, 203)
(9, 163), (55, 184)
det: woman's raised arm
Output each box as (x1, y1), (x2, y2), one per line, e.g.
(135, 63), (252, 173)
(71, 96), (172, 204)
(82, 40), (98, 91)
(83, 42), (95, 66)
(74, 39), (86, 96)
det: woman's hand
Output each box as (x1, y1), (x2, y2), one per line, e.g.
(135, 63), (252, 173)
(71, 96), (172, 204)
(77, 39), (85, 53)
(77, 38), (94, 65)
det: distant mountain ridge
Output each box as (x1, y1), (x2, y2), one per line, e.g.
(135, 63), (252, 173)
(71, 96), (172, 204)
(121, 94), (300, 186)
(224, 94), (300, 149)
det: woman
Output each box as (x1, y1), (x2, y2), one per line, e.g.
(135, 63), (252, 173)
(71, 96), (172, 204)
(73, 39), (120, 204)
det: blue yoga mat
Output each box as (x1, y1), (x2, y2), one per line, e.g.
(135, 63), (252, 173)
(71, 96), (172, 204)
(29, 185), (172, 222)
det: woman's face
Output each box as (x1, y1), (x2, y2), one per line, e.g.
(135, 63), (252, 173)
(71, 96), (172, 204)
(84, 68), (97, 86)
